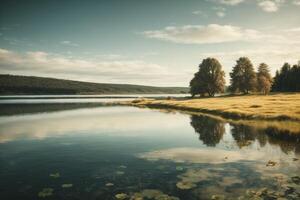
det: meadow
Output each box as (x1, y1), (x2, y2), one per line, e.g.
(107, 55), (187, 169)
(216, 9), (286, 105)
(129, 93), (300, 122)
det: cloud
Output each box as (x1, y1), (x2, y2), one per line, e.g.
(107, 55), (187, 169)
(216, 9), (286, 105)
(192, 10), (208, 17)
(198, 47), (300, 78)
(0, 49), (189, 86)
(142, 24), (267, 44)
(213, 7), (226, 18)
(216, 11), (226, 17)
(293, 0), (300, 5)
(95, 54), (125, 60)
(209, 0), (245, 6)
(60, 40), (79, 47)
(257, 0), (285, 12)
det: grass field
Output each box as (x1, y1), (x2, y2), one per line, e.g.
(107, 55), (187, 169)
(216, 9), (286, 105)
(130, 93), (300, 122)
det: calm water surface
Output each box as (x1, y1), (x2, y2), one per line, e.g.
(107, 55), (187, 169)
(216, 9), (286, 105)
(0, 105), (299, 200)
(0, 94), (187, 104)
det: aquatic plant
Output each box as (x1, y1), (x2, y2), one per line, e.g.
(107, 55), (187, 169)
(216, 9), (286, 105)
(105, 183), (114, 187)
(130, 189), (179, 200)
(116, 171), (125, 175)
(211, 194), (225, 200)
(176, 181), (196, 190)
(62, 183), (73, 188)
(176, 168), (222, 190)
(175, 166), (184, 171)
(49, 172), (60, 178)
(115, 193), (128, 199)
(38, 188), (54, 198)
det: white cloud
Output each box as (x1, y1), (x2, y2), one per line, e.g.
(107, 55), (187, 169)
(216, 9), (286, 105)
(142, 24), (267, 44)
(198, 47), (300, 79)
(293, 0), (300, 5)
(0, 49), (189, 86)
(60, 40), (79, 47)
(257, 0), (285, 12)
(142, 24), (300, 46)
(192, 10), (208, 17)
(216, 11), (226, 17)
(209, 0), (245, 6)
(95, 54), (125, 60)
(213, 7), (226, 18)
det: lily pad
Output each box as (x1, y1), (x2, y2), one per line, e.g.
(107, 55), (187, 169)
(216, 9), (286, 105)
(49, 172), (60, 178)
(131, 189), (179, 200)
(175, 166), (184, 171)
(115, 193), (128, 199)
(38, 188), (54, 198)
(115, 171), (125, 175)
(62, 183), (73, 188)
(211, 194), (225, 200)
(105, 183), (114, 187)
(176, 181), (196, 190)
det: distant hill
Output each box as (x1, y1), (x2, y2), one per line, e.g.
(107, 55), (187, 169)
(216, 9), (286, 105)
(0, 74), (188, 95)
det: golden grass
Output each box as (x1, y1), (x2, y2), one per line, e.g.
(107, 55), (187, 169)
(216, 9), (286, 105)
(129, 93), (300, 122)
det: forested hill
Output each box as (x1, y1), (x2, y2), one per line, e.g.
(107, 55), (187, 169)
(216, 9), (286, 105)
(0, 74), (188, 95)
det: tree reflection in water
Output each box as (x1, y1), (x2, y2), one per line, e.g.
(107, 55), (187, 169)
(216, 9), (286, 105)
(189, 114), (300, 154)
(190, 115), (225, 147)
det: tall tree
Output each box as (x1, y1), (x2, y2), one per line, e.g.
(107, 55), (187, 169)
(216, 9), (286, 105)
(272, 63), (291, 92)
(190, 58), (225, 97)
(229, 57), (257, 94)
(257, 63), (272, 94)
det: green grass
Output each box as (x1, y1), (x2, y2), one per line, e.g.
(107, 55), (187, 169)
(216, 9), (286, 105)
(0, 74), (188, 95)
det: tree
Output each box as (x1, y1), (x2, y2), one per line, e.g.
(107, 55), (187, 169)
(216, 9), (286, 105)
(190, 72), (205, 97)
(229, 57), (257, 94)
(190, 58), (225, 97)
(257, 63), (272, 94)
(272, 70), (281, 91)
(271, 62), (300, 92)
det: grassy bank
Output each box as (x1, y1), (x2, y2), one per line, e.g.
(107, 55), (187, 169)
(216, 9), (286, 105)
(128, 93), (300, 122)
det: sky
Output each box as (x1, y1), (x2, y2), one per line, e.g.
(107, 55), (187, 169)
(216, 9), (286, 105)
(0, 0), (299, 87)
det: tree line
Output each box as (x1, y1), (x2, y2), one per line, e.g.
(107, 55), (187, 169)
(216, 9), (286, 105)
(190, 57), (300, 97)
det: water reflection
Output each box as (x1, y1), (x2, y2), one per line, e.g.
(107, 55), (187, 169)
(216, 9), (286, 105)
(0, 106), (191, 143)
(190, 115), (225, 146)
(190, 114), (300, 154)
(0, 105), (300, 200)
(230, 124), (263, 148)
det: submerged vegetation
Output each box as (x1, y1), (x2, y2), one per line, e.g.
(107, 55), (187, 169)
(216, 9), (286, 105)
(38, 188), (54, 198)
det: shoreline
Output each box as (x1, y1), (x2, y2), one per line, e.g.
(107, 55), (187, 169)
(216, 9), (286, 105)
(124, 93), (300, 122)
(120, 93), (300, 134)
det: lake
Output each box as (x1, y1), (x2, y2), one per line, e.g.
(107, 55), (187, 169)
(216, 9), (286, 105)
(0, 101), (299, 199)
(0, 94), (187, 104)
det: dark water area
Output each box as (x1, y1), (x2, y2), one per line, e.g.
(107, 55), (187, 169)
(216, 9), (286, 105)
(0, 105), (299, 200)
